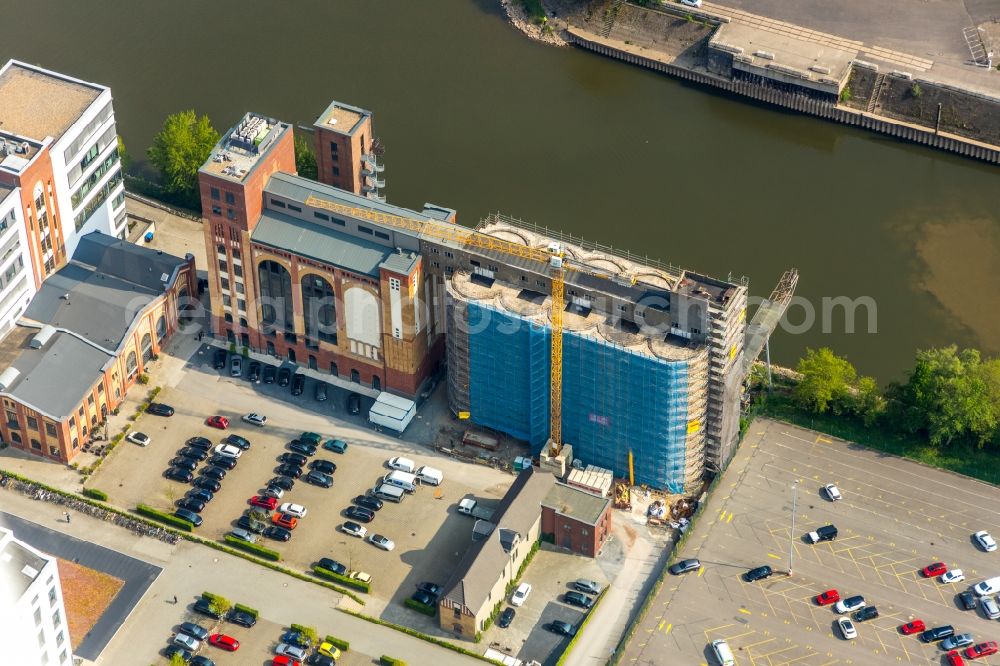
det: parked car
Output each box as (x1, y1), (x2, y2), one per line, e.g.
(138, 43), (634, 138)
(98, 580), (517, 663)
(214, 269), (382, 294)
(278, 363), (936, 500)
(743, 566), (773, 583)
(947, 650), (966, 666)
(388, 456), (415, 473)
(277, 368), (292, 387)
(680, 0), (702, 9)
(164, 467), (194, 483)
(164, 645), (192, 662)
(318, 558), (348, 575)
(288, 441), (317, 456)
(899, 619), (925, 635)
(230, 356), (242, 377)
(213, 443), (242, 459)
(169, 457), (198, 472)
(823, 483), (842, 501)
(305, 471), (333, 488)
(921, 625), (955, 642)
(837, 617), (857, 640)
(944, 634), (976, 651)
(305, 655), (335, 666)
(174, 508), (203, 527)
(146, 402), (175, 416)
(353, 495), (382, 512)
(497, 607), (515, 628)
(209, 634), (240, 651)
(511, 582), (532, 606)
(942, 569), (966, 584)
(310, 459), (337, 474)
(281, 629), (313, 648)
(315, 382), (328, 401)
(966, 642), (999, 659)
(272, 656), (298, 666)
(179, 622), (210, 641)
(815, 589), (840, 606)
(417, 582), (442, 598)
(323, 439), (348, 454)
(299, 432), (323, 445)
(262, 365), (277, 384)
(229, 528), (257, 544)
(206, 415), (229, 429)
(127, 432), (151, 446)
(922, 562), (948, 577)
(546, 620), (576, 636)
(186, 488), (214, 504)
(317, 642), (341, 660)
(345, 506), (375, 523)
(341, 521), (367, 538)
(280, 452), (308, 467)
(369, 534), (395, 551)
(275, 644), (307, 660)
(573, 580), (601, 595)
(178, 447), (209, 461)
(225, 434), (251, 450)
(276, 464), (303, 479)
(186, 436), (213, 450)
(242, 413), (267, 427)
(263, 486), (285, 500)
(834, 596), (865, 614)
(347, 393), (361, 414)
(291, 374), (305, 395)
(192, 477), (221, 492)
(264, 526), (292, 542)
(412, 590), (435, 606)
(668, 559), (700, 576)
(227, 609), (256, 628)
(974, 531), (998, 552)
(268, 476), (295, 491)
(247, 361), (261, 382)
(193, 597), (223, 619)
(176, 498), (205, 514)
(208, 455), (237, 470)
(981, 594), (1000, 619)
(564, 591), (594, 608)
(236, 516), (265, 534)
(250, 495), (278, 510)
(853, 606), (879, 622)
(213, 349), (227, 369)
(959, 590), (977, 610)
(279, 503), (307, 518)
(272, 513), (298, 530)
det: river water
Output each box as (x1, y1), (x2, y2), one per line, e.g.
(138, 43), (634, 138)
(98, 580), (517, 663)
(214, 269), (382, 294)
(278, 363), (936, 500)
(4, 0), (998, 380)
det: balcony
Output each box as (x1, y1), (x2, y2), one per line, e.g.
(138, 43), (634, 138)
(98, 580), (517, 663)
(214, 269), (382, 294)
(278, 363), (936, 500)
(361, 153), (385, 173)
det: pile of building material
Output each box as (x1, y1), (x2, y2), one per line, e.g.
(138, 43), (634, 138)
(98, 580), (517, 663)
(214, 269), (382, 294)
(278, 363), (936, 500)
(566, 465), (614, 497)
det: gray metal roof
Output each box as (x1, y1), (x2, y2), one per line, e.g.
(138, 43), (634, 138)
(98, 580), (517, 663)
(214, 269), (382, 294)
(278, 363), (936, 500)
(0, 527), (48, 603)
(252, 208), (395, 278)
(542, 483), (612, 526)
(72, 231), (186, 292)
(380, 251), (418, 276)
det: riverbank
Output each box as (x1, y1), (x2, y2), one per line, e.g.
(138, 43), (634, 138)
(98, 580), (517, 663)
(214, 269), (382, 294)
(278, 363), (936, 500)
(499, 0), (569, 46)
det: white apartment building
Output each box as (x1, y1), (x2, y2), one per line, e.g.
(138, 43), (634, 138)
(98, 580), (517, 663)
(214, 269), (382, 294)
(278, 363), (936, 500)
(0, 59), (126, 289)
(0, 527), (73, 666)
(0, 186), (35, 337)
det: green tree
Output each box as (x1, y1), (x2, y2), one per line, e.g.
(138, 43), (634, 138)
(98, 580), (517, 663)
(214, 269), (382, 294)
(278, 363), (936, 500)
(117, 135), (132, 172)
(793, 347), (857, 414)
(299, 625), (318, 644)
(170, 653), (187, 666)
(852, 375), (885, 425)
(208, 595), (232, 617)
(294, 133), (318, 180)
(147, 110), (219, 209)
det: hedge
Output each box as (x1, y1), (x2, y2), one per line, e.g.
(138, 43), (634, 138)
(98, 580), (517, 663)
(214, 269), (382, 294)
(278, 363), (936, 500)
(233, 603), (259, 619)
(135, 504), (193, 531)
(82, 488), (108, 501)
(555, 588), (608, 666)
(223, 535), (280, 561)
(381, 657), (406, 666)
(404, 597), (437, 617)
(324, 635), (349, 652)
(312, 565), (370, 593)
(338, 609), (499, 664)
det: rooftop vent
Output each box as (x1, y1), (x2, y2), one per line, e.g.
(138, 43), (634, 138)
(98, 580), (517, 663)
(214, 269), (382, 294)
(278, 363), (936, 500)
(754, 50), (775, 60)
(0, 367), (20, 391)
(30, 325), (56, 349)
(20, 564), (38, 579)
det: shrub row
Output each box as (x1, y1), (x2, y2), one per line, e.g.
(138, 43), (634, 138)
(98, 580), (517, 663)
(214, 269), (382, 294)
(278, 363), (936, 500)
(82, 487), (108, 501)
(234, 603), (259, 619)
(223, 535), (280, 561)
(338, 609), (497, 663)
(324, 635), (350, 652)
(404, 597), (437, 617)
(555, 588), (608, 666)
(135, 504), (193, 531)
(381, 657), (406, 666)
(312, 565), (370, 593)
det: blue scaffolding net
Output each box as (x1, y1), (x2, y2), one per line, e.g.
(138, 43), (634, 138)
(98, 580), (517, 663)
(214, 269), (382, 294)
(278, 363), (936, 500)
(466, 302), (692, 493)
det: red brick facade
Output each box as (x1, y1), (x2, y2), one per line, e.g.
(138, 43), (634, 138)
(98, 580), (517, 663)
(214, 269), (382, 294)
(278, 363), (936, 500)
(540, 500), (612, 558)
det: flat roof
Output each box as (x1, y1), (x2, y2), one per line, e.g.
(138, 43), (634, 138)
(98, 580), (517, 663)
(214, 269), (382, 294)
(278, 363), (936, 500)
(0, 527), (49, 603)
(313, 99), (370, 135)
(542, 483), (611, 526)
(0, 183), (14, 204)
(200, 113), (291, 184)
(0, 60), (104, 142)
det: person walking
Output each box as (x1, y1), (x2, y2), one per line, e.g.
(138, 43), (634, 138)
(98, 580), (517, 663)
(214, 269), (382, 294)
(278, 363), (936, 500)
(172, 595), (178, 604)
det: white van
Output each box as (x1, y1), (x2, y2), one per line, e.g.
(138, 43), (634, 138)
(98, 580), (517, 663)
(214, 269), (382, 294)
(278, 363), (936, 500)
(974, 576), (1000, 596)
(383, 470), (417, 493)
(711, 639), (735, 666)
(373, 483), (405, 503)
(387, 456), (415, 474)
(416, 466), (443, 486)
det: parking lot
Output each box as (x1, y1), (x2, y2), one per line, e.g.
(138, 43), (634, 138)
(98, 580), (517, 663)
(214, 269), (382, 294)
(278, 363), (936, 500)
(620, 418), (1000, 666)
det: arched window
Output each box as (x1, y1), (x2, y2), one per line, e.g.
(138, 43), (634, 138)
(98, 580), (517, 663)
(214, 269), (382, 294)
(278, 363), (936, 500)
(351, 369), (360, 383)
(372, 375), (381, 391)
(140, 333), (153, 362)
(224, 313), (233, 323)
(258, 260), (293, 332)
(156, 314), (167, 338)
(125, 351), (138, 378)
(301, 274), (337, 343)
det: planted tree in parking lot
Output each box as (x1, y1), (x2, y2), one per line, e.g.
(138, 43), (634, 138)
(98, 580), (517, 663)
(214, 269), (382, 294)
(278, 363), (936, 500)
(209, 595), (232, 617)
(248, 509), (268, 525)
(170, 653), (187, 666)
(299, 625), (318, 644)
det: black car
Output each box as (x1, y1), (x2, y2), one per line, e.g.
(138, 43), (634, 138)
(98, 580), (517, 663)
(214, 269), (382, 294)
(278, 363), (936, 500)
(743, 565), (773, 582)
(225, 434), (251, 450)
(209, 455), (238, 470)
(305, 655), (335, 666)
(169, 457), (198, 472)
(237, 515), (266, 534)
(347, 392), (361, 415)
(187, 488), (214, 504)
(497, 607), (515, 628)
(958, 590), (977, 610)
(213, 349), (227, 369)
(281, 629), (313, 648)
(276, 463), (303, 479)
(564, 591), (594, 609)
(164, 467), (194, 483)
(291, 373), (305, 395)
(227, 609), (256, 628)
(174, 508), (203, 527)
(262, 365), (276, 384)
(178, 622), (210, 641)
(268, 476), (295, 491)
(547, 620), (576, 637)
(146, 402), (175, 416)
(412, 590), (435, 606)
(353, 495), (383, 512)
(310, 459), (337, 474)
(176, 498), (205, 514)
(305, 471), (333, 488)
(853, 606), (879, 621)
(318, 558), (348, 575)
(279, 452), (308, 467)
(344, 505), (375, 522)
(669, 558), (701, 575)
(417, 582), (442, 598)
(264, 525), (292, 542)
(201, 465), (227, 481)
(186, 436), (213, 450)
(178, 447), (209, 461)
(288, 440), (317, 456)
(277, 367), (291, 387)
(192, 477), (221, 492)
(190, 657), (216, 666)
(193, 597), (223, 619)
(315, 382), (328, 401)
(247, 361), (261, 382)
(164, 645), (192, 661)
(920, 625), (955, 642)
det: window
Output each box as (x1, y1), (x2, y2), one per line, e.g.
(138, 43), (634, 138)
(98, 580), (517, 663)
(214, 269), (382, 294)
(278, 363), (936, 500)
(227, 208), (235, 220)
(358, 225), (374, 236)
(6, 411), (17, 428)
(220, 277), (229, 291)
(374, 231), (390, 240)
(433, 262), (440, 268)
(237, 299), (246, 312)
(445, 251), (454, 258)
(536, 280), (545, 287)
(219, 260), (228, 273)
(331, 166), (340, 177)
(233, 264), (243, 277)
(288, 204), (301, 213)
(60, 650), (68, 664)
(26, 416), (37, 430)
(389, 278), (401, 292)
(314, 211), (329, 221)
(222, 294), (231, 307)
(33, 608), (41, 627)
(10, 432), (20, 443)
(212, 205), (222, 215)
(331, 217), (345, 227)
(49, 446), (59, 458)
(30, 439), (41, 450)
(45, 423), (56, 437)
(582, 528), (589, 535)
(453, 608), (461, 619)
(224, 191), (235, 204)
(49, 586), (58, 606)
(618, 304), (626, 311)
(235, 282), (245, 294)
(52, 609), (61, 629)
(211, 187), (220, 200)
(270, 199), (286, 208)
(217, 244), (226, 255)
(329, 141), (339, 154)
(224, 313), (233, 323)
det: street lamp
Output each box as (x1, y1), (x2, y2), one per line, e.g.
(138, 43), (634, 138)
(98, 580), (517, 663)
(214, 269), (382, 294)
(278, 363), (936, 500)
(789, 480), (799, 576)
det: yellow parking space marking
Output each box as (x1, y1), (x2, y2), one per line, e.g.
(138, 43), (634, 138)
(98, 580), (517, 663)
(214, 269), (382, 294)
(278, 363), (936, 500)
(657, 620), (665, 631)
(815, 435), (832, 444)
(697, 566), (705, 577)
(739, 608), (751, 615)
(767, 552), (782, 559)
(727, 512), (734, 524)
(664, 623), (672, 634)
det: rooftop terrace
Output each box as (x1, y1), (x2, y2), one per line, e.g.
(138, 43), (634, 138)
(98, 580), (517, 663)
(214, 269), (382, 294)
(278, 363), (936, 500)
(313, 99), (370, 135)
(201, 113), (290, 183)
(0, 60), (103, 143)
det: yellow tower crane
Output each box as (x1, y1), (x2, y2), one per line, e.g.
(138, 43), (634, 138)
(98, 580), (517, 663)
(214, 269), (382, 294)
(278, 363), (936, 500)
(304, 195), (626, 457)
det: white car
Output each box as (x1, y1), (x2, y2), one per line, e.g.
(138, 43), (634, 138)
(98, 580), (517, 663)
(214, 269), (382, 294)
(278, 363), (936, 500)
(279, 502), (307, 518)
(369, 534), (395, 551)
(213, 443), (242, 459)
(833, 596), (865, 614)
(387, 456), (415, 473)
(680, 0), (703, 7)
(941, 569), (966, 584)
(173, 633), (200, 651)
(275, 643), (307, 660)
(974, 531), (998, 552)
(837, 617), (857, 640)
(341, 522), (367, 538)
(511, 582), (532, 607)
(242, 412), (267, 427)
(824, 484), (842, 501)
(126, 432), (151, 447)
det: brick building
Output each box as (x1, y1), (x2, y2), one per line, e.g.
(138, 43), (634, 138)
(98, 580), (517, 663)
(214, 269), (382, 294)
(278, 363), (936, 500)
(540, 482), (613, 557)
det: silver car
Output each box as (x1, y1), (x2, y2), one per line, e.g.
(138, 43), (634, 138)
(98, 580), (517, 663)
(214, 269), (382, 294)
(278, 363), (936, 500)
(942, 633), (974, 650)
(275, 643), (307, 660)
(173, 633), (200, 651)
(982, 595), (1000, 620)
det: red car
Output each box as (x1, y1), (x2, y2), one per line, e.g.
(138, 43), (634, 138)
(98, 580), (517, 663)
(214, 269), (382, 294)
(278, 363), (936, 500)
(899, 620), (925, 635)
(947, 650), (966, 666)
(815, 589), (840, 606)
(208, 633), (240, 651)
(922, 562), (947, 577)
(250, 495), (278, 510)
(965, 642), (999, 660)
(206, 415), (229, 429)
(272, 513), (298, 529)
(272, 657), (300, 666)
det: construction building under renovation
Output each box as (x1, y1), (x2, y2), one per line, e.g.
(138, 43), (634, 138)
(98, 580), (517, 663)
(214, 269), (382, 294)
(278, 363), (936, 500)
(199, 100), (795, 494)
